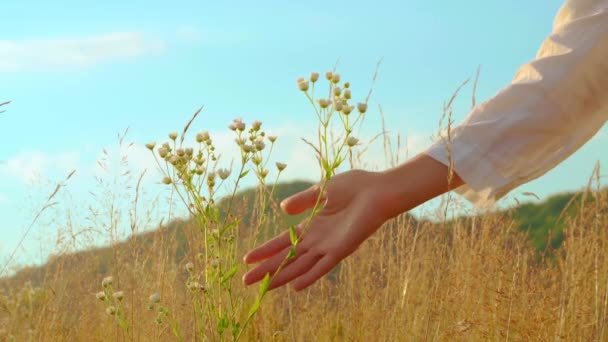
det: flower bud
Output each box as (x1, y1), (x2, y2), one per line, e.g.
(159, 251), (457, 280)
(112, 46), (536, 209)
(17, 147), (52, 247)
(158, 147), (169, 158)
(145, 142), (156, 150)
(346, 136), (359, 147)
(342, 105), (353, 115)
(95, 291), (106, 301)
(268, 135), (277, 143)
(297, 78), (309, 92)
(260, 168), (269, 178)
(318, 98), (330, 109)
(185, 262), (194, 273)
(357, 102), (368, 114)
(251, 120), (262, 131)
(333, 87), (341, 97)
(102, 276), (113, 288)
(149, 292), (161, 304)
(196, 131), (210, 143)
(168, 132), (178, 141)
(331, 73), (341, 84)
(113, 291), (124, 301)
(343, 89), (352, 99)
(276, 162), (287, 171)
(325, 71), (333, 80)
(255, 141), (266, 151)
(344, 82), (350, 88)
(185, 147), (193, 156)
(195, 166), (204, 175)
(217, 168), (231, 180)
(106, 306), (116, 316)
(251, 155), (262, 165)
(228, 123), (237, 131)
(310, 72), (319, 83)
(176, 148), (185, 157)
(162, 176), (172, 185)
(243, 144), (254, 153)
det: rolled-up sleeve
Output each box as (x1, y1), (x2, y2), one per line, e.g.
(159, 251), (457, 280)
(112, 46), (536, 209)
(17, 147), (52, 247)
(425, 0), (608, 208)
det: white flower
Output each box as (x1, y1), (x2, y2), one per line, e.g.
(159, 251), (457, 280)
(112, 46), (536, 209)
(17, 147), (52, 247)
(185, 147), (193, 156)
(317, 98), (330, 109)
(259, 168), (269, 178)
(187, 281), (201, 292)
(168, 132), (178, 140)
(158, 147), (169, 158)
(113, 291), (124, 301)
(243, 144), (254, 153)
(334, 101), (343, 112)
(185, 262), (194, 273)
(217, 168), (231, 180)
(251, 155), (262, 165)
(251, 120), (262, 131)
(310, 72), (319, 83)
(297, 78), (309, 92)
(325, 71), (333, 80)
(357, 102), (368, 114)
(331, 73), (341, 84)
(346, 136), (359, 147)
(102, 276), (113, 288)
(268, 135), (277, 143)
(207, 172), (216, 182)
(95, 291), (106, 301)
(343, 89), (352, 99)
(276, 162), (287, 171)
(176, 148), (185, 157)
(145, 142), (156, 150)
(341, 105), (354, 115)
(255, 141), (266, 151)
(333, 87), (341, 97)
(196, 131), (210, 143)
(149, 292), (161, 304)
(195, 166), (204, 175)
(106, 306), (116, 316)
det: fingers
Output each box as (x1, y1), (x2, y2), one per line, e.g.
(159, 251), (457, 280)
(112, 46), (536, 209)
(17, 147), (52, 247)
(242, 245), (302, 286)
(268, 252), (322, 290)
(243, 226), (301, 264)
(292, 255), (338, 291)
(280, 184), (324, 215)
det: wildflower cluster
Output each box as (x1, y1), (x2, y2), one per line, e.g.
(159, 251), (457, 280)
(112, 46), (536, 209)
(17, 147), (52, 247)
(95, 276), (130, 333)
(146, 116), (287, 339)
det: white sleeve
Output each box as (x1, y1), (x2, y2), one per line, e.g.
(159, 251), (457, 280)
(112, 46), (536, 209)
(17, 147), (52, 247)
(425, 0), (608, 208)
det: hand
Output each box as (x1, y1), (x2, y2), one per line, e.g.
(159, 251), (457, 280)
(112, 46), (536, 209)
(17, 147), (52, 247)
(242, 169), (389, 291)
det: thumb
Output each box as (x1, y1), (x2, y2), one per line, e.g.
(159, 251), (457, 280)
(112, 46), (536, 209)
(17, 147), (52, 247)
(280, 184), (324, 215)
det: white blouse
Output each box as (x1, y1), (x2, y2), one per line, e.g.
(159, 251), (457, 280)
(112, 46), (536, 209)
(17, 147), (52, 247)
(425, 0), (608, 208)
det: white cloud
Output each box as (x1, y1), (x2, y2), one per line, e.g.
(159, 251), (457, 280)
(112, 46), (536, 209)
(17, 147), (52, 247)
(0, 32), (164, 72)
(1, 150), (80, 185)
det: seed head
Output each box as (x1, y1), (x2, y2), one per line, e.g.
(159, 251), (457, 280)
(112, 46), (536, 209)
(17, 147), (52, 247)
(217, 168), (231, 180)
(95, 291), (106, 301)
(310, 72), (319, 83)
(145, 142), (156, 150)
(185, 262), (194, 273)
(276, 162), (287, 171)
(196, 131), (210, 143)
(297, 78), (309, 92)
(162, 176), (172, 185)
(346, 136), (359, 147)
(268, 135), (277, 143)
(207, 172), (216, 182)
(185, 147), (194, 156)
(195, 166), (204, 175)
(113, 291), (124, 301)
(357, 102), (368, 114)
(169, 132), (178, 141)
(176, 148), (185, 157)
(102, 276), (113, 288)
(333, 87), (341, 97)
(243, 144), (254, 153)
(334, 101), (343, 112)
(325, 71), (333, 80)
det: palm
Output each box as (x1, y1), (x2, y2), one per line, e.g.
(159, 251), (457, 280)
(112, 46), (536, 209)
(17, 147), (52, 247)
(243, 170), (386, 291)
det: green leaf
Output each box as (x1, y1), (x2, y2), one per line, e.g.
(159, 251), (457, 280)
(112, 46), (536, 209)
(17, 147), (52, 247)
(239, 169), (250, 179)
(221, 265), (239, 285)
(220, 219), (239, 235)
(248, 299), (261, 318)
(287, 247), (297, 260)
(259, 273), (271, 296)
(289, 224), (298, 245)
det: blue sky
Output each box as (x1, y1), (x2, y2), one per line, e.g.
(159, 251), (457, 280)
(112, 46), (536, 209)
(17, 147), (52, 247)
(1, 0), (606, 270)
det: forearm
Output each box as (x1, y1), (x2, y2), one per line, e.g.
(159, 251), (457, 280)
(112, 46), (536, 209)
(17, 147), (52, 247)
(373, 153), (464, 220)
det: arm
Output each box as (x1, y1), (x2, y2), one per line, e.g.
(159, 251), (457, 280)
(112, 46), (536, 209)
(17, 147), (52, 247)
(426, 2), (608, 207)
